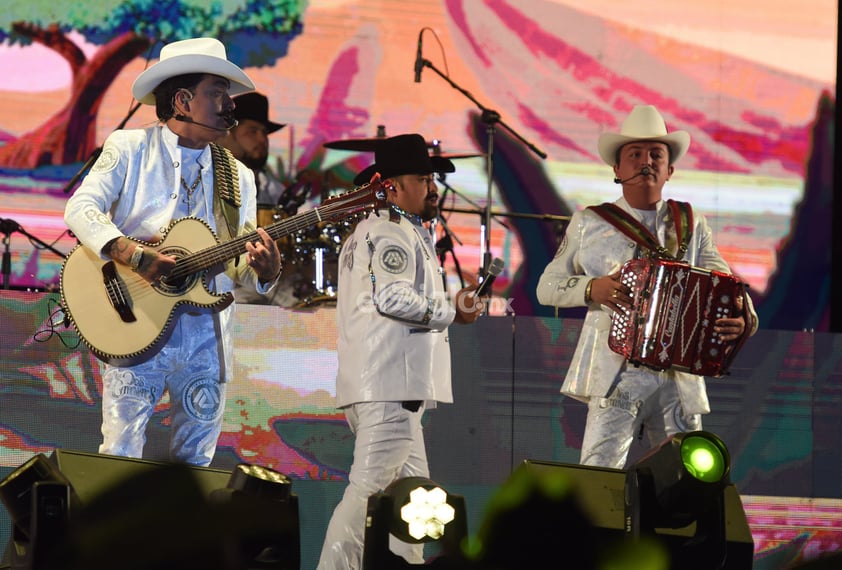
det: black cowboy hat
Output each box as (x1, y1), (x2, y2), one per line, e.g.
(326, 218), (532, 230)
(232, 92), (285, 134)
(352, 134), (455, 186)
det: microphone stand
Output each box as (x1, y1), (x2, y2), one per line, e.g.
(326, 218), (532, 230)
(435, 233), (465, 291)
(440, 206), (570, 224)
(63, 101), (142, 193)
(418, 57), (546, 275)
(436, 172), (514, 232)
(0, 218), (67, 290)
(434, 184), (466, 291)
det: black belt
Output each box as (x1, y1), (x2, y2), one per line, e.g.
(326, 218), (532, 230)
(401, 400), (422, 412)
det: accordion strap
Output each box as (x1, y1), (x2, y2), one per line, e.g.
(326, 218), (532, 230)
(587, 199), (693, 260)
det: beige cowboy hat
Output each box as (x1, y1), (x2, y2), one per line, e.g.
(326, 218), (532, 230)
(597, 105), (690, 165)
(131, 37), (255, 105)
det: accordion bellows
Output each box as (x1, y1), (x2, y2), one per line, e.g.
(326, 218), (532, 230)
(609, 258), (749, 377)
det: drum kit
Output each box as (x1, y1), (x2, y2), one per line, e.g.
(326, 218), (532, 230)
(259, 134), (484, 308)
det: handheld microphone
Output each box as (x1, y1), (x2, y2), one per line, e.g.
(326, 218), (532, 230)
(174, 114), (237, 132)
(414, 29), (424, 83)
(474, 257), (504, 297)
(613, 166), (652, 184)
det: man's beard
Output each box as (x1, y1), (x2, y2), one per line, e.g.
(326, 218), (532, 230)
(420, 201), (438, 222)
(241, 152), (268, 170)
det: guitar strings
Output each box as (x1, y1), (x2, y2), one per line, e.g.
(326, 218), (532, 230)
(160, 187), (379, 281)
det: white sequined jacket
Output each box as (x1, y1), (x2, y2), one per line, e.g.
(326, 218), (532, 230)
(536, 197), (757, 415)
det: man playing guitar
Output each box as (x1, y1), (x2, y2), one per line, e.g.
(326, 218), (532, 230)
(63, 38), (282, 467)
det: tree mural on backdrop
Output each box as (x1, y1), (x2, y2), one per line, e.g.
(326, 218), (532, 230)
(0, 0), (305, 169)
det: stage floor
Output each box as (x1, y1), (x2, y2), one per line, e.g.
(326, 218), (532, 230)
(2, 292), (841, 567)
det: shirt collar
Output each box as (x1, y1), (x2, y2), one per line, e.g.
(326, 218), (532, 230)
(161, 124), (213, 170)
(389, 203), (424, 226)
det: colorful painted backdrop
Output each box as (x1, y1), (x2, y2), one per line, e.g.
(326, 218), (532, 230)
(0, 0), (836, 327)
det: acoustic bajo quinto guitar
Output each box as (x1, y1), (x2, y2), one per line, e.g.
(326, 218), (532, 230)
(60, 179), (386, 366)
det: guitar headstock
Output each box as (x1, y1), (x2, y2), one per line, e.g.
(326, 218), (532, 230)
(319, 175), (389, 223)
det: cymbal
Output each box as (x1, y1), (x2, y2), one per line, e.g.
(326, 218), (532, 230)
(323, 137), (439, 152)
(323, 138), (383, 151)
(434, 153), (485, 160)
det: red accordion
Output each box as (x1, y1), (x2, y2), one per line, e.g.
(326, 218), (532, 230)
(608, 258), (749, 377)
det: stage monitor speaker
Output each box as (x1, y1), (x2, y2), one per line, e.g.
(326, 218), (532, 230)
(519, 460), (754, 570)
(49, 449), (232, 505)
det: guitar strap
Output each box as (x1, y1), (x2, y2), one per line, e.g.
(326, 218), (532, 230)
(587, 199), (693, 260)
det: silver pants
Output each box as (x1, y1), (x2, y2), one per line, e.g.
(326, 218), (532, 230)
(99, 314), (227, 466)
(318, 401), (429, 570)
(580, 364), (701, 469)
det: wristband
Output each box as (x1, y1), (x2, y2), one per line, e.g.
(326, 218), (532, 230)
(584, 278), (594, 304)
(129, 246), (144, 272)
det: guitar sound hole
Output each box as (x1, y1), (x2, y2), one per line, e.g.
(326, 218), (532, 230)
(158, 275), (196, 295)
(154, 247), (199, 297)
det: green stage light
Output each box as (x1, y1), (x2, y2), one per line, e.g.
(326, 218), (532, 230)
(625, 431), (746, 569)
(681, 434), (727, 483)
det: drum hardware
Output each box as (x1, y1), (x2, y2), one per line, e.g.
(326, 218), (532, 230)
(289, 246), (339, 308)
(281, 212), (363, 306)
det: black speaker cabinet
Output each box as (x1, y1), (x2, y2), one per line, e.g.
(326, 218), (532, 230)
(520, 460), (754, 569)
(5, 451), (300, 569)
(49, 449), (232, 504)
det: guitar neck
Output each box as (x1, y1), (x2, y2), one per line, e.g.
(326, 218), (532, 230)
(164, 180), (384, 281)
(167, 208), (326, 281)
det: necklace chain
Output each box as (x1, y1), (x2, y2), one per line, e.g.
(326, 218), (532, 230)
(180, 172), (202, 213)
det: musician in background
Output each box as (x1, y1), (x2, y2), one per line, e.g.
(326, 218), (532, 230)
(217, 91), (301, 307)
(536, 104), (757, 469)
(63, 38), (282, 466)
(317, 134), (484, 569)
(217, 91), (290, 211)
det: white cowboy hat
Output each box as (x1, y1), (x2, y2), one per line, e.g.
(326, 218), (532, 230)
(131, 38), (255, 105)
(597, 105), (690, 165)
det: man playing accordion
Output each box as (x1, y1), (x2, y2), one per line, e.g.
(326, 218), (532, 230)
(536, 104), (758, 469)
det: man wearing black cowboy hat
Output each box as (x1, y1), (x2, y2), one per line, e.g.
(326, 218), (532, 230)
(218, 91), (288, 208)
(219, 92), (306, 307)
(318, 134), (484, 569)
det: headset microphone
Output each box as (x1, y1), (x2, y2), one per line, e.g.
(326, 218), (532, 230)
(614, 167), (653, 184)
(174, 114), (235, 132)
